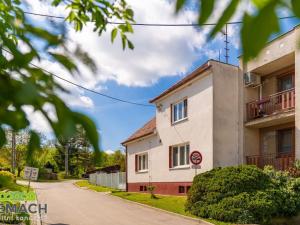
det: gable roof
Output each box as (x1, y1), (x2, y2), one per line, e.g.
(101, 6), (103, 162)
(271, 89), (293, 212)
(122, 117), (156, 145)
(149, 61), (212, 103)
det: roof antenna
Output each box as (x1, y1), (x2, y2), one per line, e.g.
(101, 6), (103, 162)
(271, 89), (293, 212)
(221, 23), (229, 64)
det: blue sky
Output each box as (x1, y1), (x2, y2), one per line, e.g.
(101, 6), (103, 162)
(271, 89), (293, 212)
(23, 0), (300, 152)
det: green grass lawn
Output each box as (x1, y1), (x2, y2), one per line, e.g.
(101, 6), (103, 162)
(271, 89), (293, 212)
(0, 182), (30, 192)
(111, 191), (231, 225)
(75, 180), (231, 225)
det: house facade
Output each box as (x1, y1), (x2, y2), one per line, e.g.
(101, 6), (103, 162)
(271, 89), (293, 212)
(242, 26), (300, 171)
(122, 26), (300, 195)
(122, 60), (241, 195)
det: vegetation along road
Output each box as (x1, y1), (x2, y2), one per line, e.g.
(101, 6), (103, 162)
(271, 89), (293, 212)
(31, 180), (209, 225)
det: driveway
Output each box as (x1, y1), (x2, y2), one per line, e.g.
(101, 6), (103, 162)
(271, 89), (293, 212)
(28, 180), (207, 225)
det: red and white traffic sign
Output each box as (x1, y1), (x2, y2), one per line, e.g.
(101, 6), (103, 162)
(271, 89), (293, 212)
(190, 151), (202, 165)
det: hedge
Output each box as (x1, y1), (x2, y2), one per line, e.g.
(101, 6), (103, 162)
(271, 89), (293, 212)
(186, 165), (300, 224)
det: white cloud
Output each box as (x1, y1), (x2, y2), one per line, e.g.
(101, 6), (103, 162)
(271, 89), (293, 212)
(22, 0), (247, 135)
(105, 149), (114, 155)
(25, 0), (238, 88)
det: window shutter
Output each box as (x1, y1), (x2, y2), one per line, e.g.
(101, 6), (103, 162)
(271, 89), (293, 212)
(184, 99), (188, 117)
(169, 146), (172, 168)
(135, 155), (138, 172)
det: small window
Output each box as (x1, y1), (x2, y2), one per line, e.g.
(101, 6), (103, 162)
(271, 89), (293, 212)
(139, 186), (144, 191)
(137, 153), (148, 172)
(143, 186), (147, 191)
(178, 186), (185, 193)
(172, 99), (187, 123)
(171, 144), (190, 168)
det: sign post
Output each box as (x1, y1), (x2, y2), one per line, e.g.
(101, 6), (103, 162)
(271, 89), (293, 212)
(24, 166), (39, 192)
(190, 151), (202, 176)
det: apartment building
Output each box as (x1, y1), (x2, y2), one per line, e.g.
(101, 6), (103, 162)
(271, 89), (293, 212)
(122, 60), (240, 195)
(242, 26), (300, 171)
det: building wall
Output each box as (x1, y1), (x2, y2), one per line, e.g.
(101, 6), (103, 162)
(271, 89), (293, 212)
(210, 61), (240, 167)
(126, 70), (214, 188)
(294, 28), (300, 159)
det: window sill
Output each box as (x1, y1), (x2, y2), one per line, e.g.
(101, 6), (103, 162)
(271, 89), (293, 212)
(172, 117), (188, 125)
(169, 165), (190, 170)
(136, 170), (148, 174)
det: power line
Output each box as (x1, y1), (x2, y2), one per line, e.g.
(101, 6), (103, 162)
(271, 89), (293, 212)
(1, 47), (154, 107)
(23, 11), (297, 27)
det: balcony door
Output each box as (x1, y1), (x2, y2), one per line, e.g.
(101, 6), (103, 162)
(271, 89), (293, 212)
(260, 125), (295, 157)
(278, 74), (294, 92)
(277, 128), (294, 156)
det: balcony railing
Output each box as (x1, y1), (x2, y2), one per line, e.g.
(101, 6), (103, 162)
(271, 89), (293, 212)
(246, 154), (295, 171)
(246, 88), (295, 121)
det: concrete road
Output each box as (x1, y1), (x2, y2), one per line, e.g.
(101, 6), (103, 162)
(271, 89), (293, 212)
(28, 180), (208, 225)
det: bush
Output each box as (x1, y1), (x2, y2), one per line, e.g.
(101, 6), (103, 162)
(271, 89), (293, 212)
(186, 165), (300, 224)
(0, 171), (15, 188)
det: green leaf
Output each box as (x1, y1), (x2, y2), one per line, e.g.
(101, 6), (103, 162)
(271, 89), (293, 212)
(0, 127), (6, 147)
(210, 0), (240, 37)
(175, 0), (187, 12)
(50, 53), (78, 73)
(292, 0), (300, 17)
(121, 35), (126, 50)
(128, 40), (134, 50)
(251, 0), (271, 9)
(111, 28), (118, 43)
(72, 112), (100, 152)
(199, 0), (215, 24)
(241, 0), (279, 62)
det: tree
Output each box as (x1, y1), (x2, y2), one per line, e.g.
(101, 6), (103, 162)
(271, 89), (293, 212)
(176, 0), (300, 61)
(0, 0), (134, 158)
(100, 150), (126, 172)
(55, 126), (95, 177)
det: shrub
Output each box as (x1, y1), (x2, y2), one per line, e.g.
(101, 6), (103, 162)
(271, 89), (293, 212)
(287, 160), (300, 178)
(0, 171), (15, 188)
(186, 165), (300, 224)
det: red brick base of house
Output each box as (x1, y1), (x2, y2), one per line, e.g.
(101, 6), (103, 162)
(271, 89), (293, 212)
(127, 182), (193, 195)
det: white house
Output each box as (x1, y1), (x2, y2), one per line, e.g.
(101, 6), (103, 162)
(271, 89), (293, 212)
(122, 60), (241, 195)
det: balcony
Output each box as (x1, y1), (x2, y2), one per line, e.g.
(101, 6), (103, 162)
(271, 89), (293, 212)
(246, 88), (295, 125)
(246, 154), (295, 171)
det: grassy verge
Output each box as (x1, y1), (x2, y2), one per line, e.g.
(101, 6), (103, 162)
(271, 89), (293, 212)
(75, 181), (231, 225)
(75, 180), (117, 192)
(0, 182), (30, 192)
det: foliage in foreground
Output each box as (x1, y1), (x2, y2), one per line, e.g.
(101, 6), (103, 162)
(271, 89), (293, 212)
(0, 0), (134, 164)
(176, 0), (300, 62)
(186, 165), (300, 224)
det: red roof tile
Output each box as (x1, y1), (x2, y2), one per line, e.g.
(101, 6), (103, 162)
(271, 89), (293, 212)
(122, 117), (156, 145)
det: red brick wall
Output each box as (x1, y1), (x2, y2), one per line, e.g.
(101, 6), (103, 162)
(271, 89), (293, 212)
(127, 182), (192, 195)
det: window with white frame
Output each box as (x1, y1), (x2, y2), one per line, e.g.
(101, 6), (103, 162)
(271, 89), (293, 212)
(171, 144), (190, 168)
(137, 153), (148, 172)
(172, 99), (187, 123)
